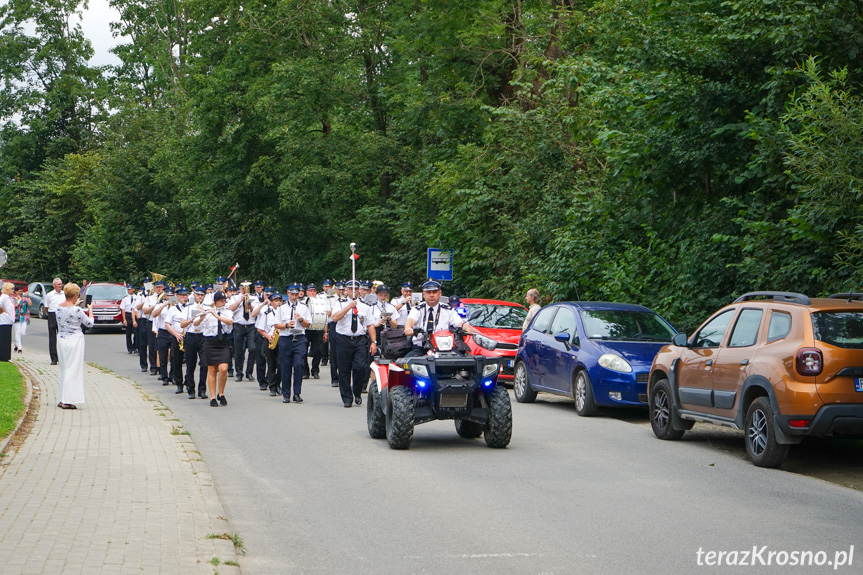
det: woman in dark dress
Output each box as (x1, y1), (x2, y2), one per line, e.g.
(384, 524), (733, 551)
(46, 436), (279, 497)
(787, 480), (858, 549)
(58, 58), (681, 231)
(194, 291), (233, 407)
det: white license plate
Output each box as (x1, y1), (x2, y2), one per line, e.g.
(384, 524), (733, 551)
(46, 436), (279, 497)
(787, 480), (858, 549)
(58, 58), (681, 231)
(856, 378), (863, 392)
(506, 360), (514, 368)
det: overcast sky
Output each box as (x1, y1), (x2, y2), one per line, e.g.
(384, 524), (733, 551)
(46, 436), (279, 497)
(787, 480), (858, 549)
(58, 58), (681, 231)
(80, 0), (123, 67)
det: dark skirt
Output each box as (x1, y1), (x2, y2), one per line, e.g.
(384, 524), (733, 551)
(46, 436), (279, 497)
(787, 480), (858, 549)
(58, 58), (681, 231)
(204, 336), (231, 366)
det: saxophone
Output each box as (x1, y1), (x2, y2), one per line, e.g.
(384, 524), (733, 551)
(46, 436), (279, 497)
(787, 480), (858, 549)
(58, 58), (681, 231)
(268, 325), (280, 350)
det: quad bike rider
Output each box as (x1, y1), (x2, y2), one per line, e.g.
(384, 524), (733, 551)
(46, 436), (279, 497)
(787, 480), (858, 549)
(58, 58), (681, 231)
(366, 280), (513, 449)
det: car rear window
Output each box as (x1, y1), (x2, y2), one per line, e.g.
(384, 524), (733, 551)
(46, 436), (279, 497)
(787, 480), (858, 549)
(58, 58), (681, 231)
(86, 285), (127, 300)
(812, 311), (863, 349)
(580, 309), (676, 342)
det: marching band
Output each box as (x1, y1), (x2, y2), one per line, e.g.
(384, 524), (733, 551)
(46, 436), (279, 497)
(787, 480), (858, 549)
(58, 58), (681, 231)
(117, 259), (427, 408)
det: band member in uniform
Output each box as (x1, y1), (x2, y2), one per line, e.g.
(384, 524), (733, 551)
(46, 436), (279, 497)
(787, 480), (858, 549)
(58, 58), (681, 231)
(320, 279), (334, 366)
(228, 281), (257, 382)
(248, 280), (267, 384)
(141, 280), (166, 376)
(223, 283), (237, 378)
(255, 291), (282, 396)
(331, 279), (373, 407)
(404, 280), (480, 355)
(367, 285), (399, 357)
(152, 285), (174, 384)
(164, 285), (189, 393)
(303, 283), (324, 379)
(120, 284), (138, 354)
(180, 286), (209, 398)
(326, 280), (346, 388)
(391, 281), (414, 327)
(274, 283), (310, 403)
(194, 291), (233, 407)
(135, 280), (150, 372)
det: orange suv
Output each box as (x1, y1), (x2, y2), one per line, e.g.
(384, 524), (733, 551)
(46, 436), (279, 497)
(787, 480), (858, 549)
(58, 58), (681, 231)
(648, 291), (863, 467)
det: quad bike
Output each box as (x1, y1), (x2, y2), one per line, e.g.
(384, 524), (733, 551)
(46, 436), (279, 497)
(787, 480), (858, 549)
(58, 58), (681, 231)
(367, 326), (512, 449)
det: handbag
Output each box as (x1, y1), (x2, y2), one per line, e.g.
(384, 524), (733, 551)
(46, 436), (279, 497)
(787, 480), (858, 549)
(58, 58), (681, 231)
(380, 328), (412, 360)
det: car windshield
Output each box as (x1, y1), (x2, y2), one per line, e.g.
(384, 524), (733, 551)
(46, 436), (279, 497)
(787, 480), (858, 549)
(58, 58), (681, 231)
(812, 311), (863, 349)
(463, 303), (527, 329)
(86, 285), (126, 300)
(580, 309), (675, 342)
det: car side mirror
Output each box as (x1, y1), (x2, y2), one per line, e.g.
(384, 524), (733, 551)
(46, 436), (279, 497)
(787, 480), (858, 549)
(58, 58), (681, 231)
(554, 331), (572, 350)
(672, 333), (689, 347)
(468, 309), (481, 322)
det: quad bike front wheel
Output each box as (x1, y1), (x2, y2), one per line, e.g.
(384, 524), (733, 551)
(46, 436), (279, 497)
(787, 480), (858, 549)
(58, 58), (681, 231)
(386, 386), (415, 449)
(484, 386), (512, 448)
(367, 381), (386, 439)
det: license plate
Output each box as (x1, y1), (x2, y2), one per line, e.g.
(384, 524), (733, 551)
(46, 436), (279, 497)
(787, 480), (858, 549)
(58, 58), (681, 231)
(439, 394), (468, 408)
(856, 378), (863, 392)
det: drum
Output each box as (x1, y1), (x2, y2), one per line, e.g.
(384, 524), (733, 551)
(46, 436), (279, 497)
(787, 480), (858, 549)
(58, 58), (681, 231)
(309, 296), (329, 330)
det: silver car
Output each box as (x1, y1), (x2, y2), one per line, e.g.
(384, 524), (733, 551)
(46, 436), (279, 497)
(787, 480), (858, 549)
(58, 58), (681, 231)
(27, 282), (53, 319)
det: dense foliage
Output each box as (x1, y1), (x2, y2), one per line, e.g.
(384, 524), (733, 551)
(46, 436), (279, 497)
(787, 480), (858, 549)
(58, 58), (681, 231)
(2, 0), (863, 331)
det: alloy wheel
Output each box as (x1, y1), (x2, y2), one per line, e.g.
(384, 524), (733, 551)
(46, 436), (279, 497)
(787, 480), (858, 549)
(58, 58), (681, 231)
(748, 408), (768, 456)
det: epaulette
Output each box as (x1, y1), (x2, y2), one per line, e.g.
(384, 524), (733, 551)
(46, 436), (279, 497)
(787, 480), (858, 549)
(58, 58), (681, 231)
(415, 302), (427, 310)
(440, 303), (452, 310)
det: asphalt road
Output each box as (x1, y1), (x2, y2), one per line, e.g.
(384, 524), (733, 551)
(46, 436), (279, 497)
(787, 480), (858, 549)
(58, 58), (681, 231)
(23, 320), (863, 574)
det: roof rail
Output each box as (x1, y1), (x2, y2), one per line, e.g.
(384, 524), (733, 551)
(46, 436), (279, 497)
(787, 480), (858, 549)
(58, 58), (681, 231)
(733, 291), (811, 305)
(828, 293), (863, 301)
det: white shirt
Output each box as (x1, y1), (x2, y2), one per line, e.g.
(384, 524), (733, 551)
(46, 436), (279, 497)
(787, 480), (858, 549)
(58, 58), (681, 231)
(203, 292), (214, 306)
(229, 294), (256, 325)
(164, 303), (187, 334)
(120, 294), (136, 313)
(183, 302), (210, 334)
(407, 302), (465, 346)
(334, 298), (372, 337)
(0, 294), (14, 326)
(143, 292), (165, 320)
(276, 300), (310, 336)
(45, 289), (65, 313)
(151, 300), (171, 332)
(255, 303), (276, 332)
(391, 296), (414, 326)
(200, 307), (233, 336)
(368, 300), (398, 329)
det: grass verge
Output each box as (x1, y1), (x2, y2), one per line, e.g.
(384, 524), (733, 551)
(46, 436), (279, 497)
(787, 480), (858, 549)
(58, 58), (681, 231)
(0, 362), (26, 442)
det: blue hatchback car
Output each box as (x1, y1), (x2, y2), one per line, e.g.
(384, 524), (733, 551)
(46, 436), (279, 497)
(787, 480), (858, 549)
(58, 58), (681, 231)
(513, 302), (677, 416)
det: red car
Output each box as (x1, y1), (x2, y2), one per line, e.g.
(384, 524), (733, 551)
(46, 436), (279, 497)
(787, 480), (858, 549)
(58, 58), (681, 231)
(79, 282), (127, 329)
(460, 298), (528, 381)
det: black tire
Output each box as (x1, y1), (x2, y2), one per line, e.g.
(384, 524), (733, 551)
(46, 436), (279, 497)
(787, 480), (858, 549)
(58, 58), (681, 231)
(513, 361), (537, 403)
(455, 418), (484, 438)
(483, 386), (512, 448)
(650, 379), (685, 440)
(386, 386), (415, 449)
(367, 381), (386, 439)
(573, 370), (598, 417)
(39, 304), (46, 319)
(745, 397), (789, 468)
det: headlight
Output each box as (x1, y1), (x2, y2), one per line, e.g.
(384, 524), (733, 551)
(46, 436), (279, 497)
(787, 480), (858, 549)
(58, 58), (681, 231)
(598, 353), (632, 373)
(435, 334), (454, 351)
(482, 363), (499, 377)
(473, 334), (498, 351)
(411, 364), (429, 377)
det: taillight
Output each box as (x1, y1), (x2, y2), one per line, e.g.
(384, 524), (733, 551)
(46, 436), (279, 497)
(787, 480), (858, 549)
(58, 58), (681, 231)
(795, 348), (823, 376)
(788, 419), (810, 428)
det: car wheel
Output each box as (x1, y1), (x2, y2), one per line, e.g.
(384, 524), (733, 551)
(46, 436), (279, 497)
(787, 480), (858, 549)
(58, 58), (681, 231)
(650, 379), (685, 440)
(483, 386), (512, 448)
(386, 386), (415, 449)
(573, 370), (598, 417)
(367, 381), (386, 439)
(745, 397), (789, 468)
(454, 419), (484, 438)
(513, 361), (537, 403)
(39, 304), (46, 319)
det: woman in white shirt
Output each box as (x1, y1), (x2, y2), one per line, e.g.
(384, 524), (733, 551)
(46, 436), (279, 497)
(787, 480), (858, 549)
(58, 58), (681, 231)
(0, 283), (15, 361)
(193, 291), (234, 407)
(55, 283), (94, 409)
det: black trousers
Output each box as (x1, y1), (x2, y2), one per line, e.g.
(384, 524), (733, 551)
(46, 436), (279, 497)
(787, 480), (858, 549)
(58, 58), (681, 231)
(337, 334), (368, 405)
(157, 329), (173, 381)
(124, 312), (137, 352)
(138, 318), (150, 370)
(233, 323), (257, 378)
(148, 326), (157, 372)
(227, 331), (234, 375)
(183, 333), (207, 395)
(0, 324), (11, 362)
(304, 329), (323, 377)
(328, 322), (339, 384)
(260, 334), (280, 391)
(171, 337), (184, 387)
(279, 335), (307, 398)
(47, 311), (58, 363)
(255, 332), (268, 387)
(321, 328), (329, 363)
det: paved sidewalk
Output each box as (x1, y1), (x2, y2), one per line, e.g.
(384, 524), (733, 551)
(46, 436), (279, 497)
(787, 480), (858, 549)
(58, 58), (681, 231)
(0, 350), (240, 574)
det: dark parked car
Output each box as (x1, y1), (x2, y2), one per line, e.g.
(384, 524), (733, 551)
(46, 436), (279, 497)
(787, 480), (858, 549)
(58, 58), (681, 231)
(513, 301), (677, 416)
(27, 282), (53, 319)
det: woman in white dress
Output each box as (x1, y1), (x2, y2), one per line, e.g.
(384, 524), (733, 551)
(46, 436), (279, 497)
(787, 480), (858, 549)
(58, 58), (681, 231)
(0, 282), (14, 361)
(56, 283), (94, 409)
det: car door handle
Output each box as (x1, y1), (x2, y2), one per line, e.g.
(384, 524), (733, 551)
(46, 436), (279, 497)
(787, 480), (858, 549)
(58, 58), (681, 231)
(705, 360), (713, 366)
(740, 359), (749, 365)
